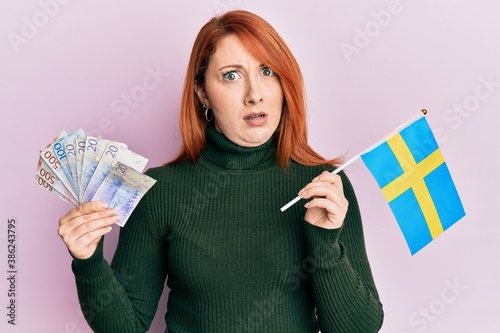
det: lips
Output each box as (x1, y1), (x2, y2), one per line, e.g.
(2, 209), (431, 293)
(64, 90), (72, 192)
(244, 112), (266, 120)
(243, 112), (268, 126)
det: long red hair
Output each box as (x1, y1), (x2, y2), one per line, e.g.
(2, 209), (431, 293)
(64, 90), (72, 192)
(168, 10), (341, 168)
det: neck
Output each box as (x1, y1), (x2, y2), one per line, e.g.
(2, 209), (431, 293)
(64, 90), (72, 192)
(199, 124), (276, 172)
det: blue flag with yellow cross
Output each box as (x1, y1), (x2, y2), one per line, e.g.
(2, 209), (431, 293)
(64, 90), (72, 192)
(360, 114), (465, 255)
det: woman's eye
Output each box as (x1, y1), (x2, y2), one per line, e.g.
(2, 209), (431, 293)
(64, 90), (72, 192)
(261, 67), (274, 77)
(223, 71), (239, 81)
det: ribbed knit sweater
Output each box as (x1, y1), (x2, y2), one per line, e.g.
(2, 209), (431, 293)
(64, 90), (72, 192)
(71, 125), (384, 333)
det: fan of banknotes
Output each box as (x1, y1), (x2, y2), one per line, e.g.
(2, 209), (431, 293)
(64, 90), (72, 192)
(35, 129), (157, 227)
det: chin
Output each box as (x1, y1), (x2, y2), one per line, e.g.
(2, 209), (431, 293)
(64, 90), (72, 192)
(241, 131), (274, 147)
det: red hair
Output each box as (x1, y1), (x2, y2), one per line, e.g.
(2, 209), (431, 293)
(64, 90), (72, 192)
(168, 10), (341, 168)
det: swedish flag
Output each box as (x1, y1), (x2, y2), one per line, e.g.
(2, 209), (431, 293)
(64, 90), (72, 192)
(361, 116), (465, 255)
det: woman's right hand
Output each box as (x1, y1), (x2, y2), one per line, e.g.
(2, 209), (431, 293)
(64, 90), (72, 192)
(58, 201), (120, 259)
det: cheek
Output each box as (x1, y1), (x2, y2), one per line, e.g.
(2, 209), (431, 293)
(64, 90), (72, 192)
(211, 101), (240, 130)
(270, 92), (284, 116)
(269, 82), (284, 106)
(207, 86), (241, 111)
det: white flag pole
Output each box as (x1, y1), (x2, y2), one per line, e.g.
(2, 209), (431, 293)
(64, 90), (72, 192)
(279, 109), (428, 213)
(280, 154), (361, 212)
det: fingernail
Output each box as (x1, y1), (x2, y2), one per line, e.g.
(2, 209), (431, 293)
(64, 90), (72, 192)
(312, 176), (319, 182)
(298, 189), (307, 198)
(304, 202), (310, 208)
(111, 215), (121, 223)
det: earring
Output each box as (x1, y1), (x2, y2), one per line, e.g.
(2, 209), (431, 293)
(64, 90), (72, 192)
(203, 104), (213, 122)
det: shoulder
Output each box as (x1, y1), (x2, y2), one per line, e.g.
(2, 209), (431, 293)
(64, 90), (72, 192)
(145, 160), (196, 180)
(287, 160), (340, 179)
(141, 161), (199, 201)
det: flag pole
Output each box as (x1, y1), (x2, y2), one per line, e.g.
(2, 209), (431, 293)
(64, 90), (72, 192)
(279, 109), (428, 212)
(280, 154), (361, 212)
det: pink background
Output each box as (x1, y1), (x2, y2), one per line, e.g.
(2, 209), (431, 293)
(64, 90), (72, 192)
(1, 0), (499, 332)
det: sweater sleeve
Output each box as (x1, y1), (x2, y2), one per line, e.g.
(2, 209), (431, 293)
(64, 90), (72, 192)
(71, 170), (168, 333)
(303, 171), (384, 333)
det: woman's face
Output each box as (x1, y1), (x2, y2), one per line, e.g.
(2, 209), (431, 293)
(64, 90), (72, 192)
(195, 34), (284, 147)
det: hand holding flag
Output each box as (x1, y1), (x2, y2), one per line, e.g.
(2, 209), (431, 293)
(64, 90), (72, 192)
(281, 110), (465, 255)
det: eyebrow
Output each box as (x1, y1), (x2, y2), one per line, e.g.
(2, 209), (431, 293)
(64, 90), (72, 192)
(218, 64), (265, 71)
(218, 64), (243, 71)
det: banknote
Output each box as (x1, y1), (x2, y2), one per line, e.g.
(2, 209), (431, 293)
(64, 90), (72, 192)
(35, 175), (78, 206)
(92, 161), (156, 226)
(74, 137), (86, 198)
(62, 129), (85, 197)
(35, 156), (78, 205)
(40, 132), (77, 199)
(81, 142), (148, 203)
(36, 130), (155, 227)
(79, 136), (111, 202)
(51, 132), (81, 197)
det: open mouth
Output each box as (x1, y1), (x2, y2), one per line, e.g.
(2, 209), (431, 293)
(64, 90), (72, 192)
(244, 113), (266, 120)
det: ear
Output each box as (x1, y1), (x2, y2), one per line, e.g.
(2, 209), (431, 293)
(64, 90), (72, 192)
(194, 84), (210, 108)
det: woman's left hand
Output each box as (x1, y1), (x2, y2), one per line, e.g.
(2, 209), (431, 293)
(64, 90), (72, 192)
(299, 171), (349, 229)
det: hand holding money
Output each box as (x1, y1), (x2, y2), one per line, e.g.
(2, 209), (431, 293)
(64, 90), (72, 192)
(36, 130), (156, 227)
(57, 201), (120, 259)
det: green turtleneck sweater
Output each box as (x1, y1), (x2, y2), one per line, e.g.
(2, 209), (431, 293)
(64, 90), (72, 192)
(71, 126), (384, 333)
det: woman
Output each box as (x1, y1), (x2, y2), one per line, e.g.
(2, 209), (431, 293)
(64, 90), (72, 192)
(58, 10), (384, 333)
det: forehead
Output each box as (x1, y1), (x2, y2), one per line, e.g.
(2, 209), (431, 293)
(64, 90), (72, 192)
(210, 34), (261, 67)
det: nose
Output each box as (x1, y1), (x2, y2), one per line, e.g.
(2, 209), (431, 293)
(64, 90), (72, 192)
(244, 77), (263, 105)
